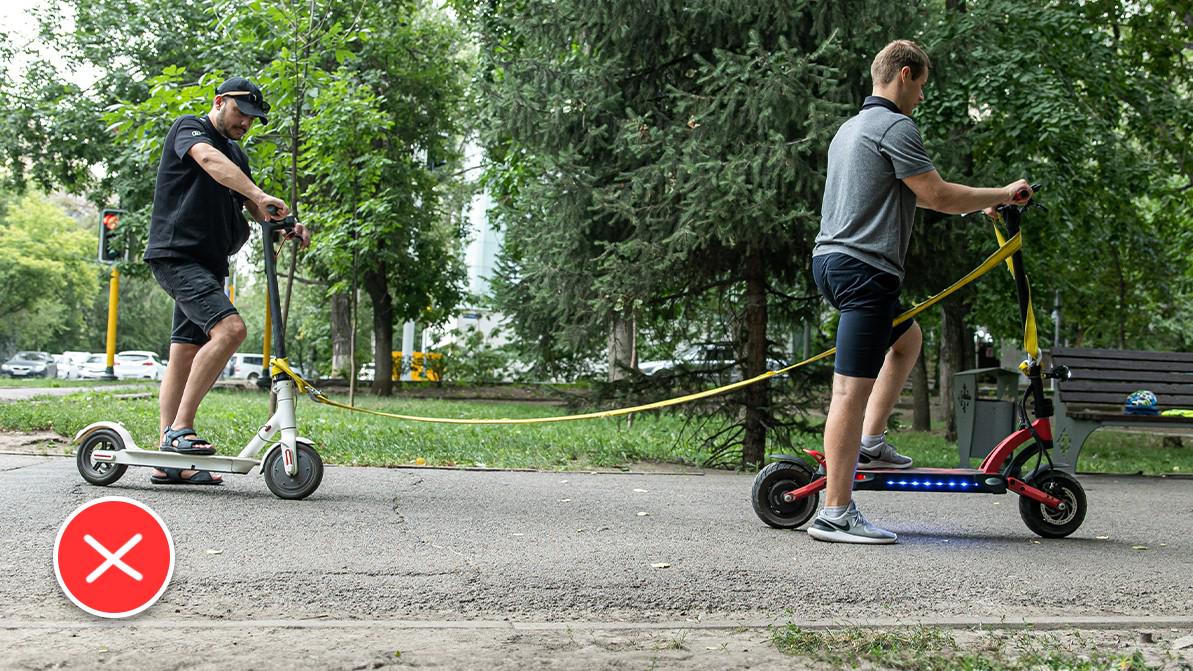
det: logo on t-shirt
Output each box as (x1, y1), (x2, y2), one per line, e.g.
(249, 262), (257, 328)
(191, 130), (203, 137)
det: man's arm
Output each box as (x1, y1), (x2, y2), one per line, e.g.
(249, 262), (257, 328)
(903, 169), (1031, 214)
(187, 143), (289, 218)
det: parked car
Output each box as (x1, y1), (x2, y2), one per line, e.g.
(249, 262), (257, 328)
(224, 353), (266, 385)
(56, 351), (91, 379)
(77, 353), (110, 379)
(638, 343), (783, 382)
(1, 351), (57, 378)
(113, 350), (166, 380)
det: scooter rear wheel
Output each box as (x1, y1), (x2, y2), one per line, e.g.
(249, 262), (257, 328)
(751, 460), (819, 529)
(263, 440), (324, 500)
(1018, 467), (1086, 538)
(77, 429), (128, 486)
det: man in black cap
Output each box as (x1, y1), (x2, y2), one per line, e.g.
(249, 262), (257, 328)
(143, 76), (309, 485)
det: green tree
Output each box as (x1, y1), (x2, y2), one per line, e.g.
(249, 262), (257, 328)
(300, 1), (472, 395)
(913, 0), (1193, 434)
(0, 192), (100, 350)
(468, 0), (921, 465)
(4, 0), (473, 385)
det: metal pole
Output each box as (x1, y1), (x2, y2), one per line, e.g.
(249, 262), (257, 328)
(1052, 289), (1062, 348)
(103, 266), (119, 380)
(261, 300), (272, 384)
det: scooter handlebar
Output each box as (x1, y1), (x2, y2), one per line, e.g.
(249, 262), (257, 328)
(1015, 183), (1042, 204)
(263, 205), (297, 235)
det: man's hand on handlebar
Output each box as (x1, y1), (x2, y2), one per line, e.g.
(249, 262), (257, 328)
(289, 222), (311, 249)
(258, 194), (290, 220)
(1005, 179), (1033, 205)
(983, 180), (1033, 221)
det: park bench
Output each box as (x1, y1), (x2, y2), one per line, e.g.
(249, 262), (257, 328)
(1049, 347), (1193, 470)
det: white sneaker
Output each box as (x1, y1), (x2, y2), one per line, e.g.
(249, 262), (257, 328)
(859, 434), (913, 469)
(807, 502), (897, 544)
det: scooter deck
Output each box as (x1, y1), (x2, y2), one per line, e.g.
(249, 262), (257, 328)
(91, 447), (260, 475)
(858, 466), (986, 475)
(855, 467), (1007, 494)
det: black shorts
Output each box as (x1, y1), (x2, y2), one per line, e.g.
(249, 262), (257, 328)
(812, 253), (915, 379)
(148, 259), (238, 346)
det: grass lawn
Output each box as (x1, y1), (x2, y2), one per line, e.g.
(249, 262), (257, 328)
(0, 388), (1188, 475)
(770, 624), (1164, 670)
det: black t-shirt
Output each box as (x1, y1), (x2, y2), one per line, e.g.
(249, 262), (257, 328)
(144, 114), (253, 276)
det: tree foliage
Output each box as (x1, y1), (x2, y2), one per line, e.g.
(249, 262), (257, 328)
(0, 192), (100, 351)
(914, 0), (1193, 363)
(465, 0), (921, 464)
(0, 0), (474, 383)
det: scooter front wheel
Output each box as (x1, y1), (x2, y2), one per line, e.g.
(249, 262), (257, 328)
(77, 429), (128, 486)
(263, 440), (324, 500)
(751, 460), (819, 529)
(1018, 467), (1086, 538)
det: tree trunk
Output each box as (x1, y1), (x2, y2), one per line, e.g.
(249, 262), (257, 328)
(364, 267), (394, 397)
(607, 311), (636, 382)
(741, 253), (769, 468)
(330, 291), (352, 378)
(911, 337), (932, 431)
(963, 327), (976, 371)
(938, 302), (968, 442)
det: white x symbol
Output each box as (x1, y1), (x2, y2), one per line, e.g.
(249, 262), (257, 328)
(84, 533), (144, 583)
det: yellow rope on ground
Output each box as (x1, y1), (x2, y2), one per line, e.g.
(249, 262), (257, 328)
(270, 231), (1024, 425)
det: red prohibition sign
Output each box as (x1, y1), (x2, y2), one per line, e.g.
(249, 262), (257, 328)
(54, 497), (175, 618)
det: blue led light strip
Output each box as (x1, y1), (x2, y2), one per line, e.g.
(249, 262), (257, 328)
(884, 479), (974, 489)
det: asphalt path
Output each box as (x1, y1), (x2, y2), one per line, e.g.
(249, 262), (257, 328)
(1, 452), (1191, 668)
(0, 384), (148, 402)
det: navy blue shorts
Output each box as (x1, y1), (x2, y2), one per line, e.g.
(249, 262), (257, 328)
(148, 259), (238, 346)
(812, 253), (914, 379)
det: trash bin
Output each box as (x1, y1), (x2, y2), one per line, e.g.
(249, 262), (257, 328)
(954, 367), (1020, 467)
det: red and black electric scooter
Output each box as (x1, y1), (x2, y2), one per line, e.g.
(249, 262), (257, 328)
(752, 187), (1087, 538)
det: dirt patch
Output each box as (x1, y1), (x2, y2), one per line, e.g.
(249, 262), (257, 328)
(0, 430), (71, 456)
(2, 623), (1187, 670)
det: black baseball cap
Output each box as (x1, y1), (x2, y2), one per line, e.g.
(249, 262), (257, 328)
(216, 77), (270, 124)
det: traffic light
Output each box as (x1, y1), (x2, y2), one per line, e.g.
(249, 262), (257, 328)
(98, 209), (124, 263)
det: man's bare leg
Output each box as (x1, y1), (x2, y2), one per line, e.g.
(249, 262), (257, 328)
(159, 343), (199, 438)
(153, 343), (200, 480)
(154, 315), (245, 481)
(862, 322), (923, 436)
(812, 372), (897, 543)
(171, 314), (246, 431)
(823, 373), (877, 508)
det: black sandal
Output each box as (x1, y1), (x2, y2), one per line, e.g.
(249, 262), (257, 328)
(150, 467), (223, 486)
(161, 426), (217, 456)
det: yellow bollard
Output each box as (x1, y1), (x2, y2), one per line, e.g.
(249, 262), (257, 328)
(104, 266), (120, 380)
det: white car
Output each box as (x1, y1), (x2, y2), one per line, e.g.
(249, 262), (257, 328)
(225, 353), (266, 385)
(114, 350), (166, 380)
(77, 353), (110, 379)
(56, 351), (91, 379)
(638, 343), (784, 382)
(358, 362), (375, 382)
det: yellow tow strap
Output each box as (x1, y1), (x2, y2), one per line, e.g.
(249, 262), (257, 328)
(993, 225), (1040, 365)
(271, 231), (1024, 425)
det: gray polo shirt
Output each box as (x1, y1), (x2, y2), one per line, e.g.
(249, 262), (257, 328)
(813, 98), (936, 280)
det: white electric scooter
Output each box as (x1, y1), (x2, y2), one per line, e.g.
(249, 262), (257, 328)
(73, 212), (324, 500)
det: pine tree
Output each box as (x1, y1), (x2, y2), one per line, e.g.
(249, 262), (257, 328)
(469, 0), (922, 465)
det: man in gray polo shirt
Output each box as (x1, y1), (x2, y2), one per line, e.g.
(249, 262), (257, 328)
(808, 40), (1031, 544)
